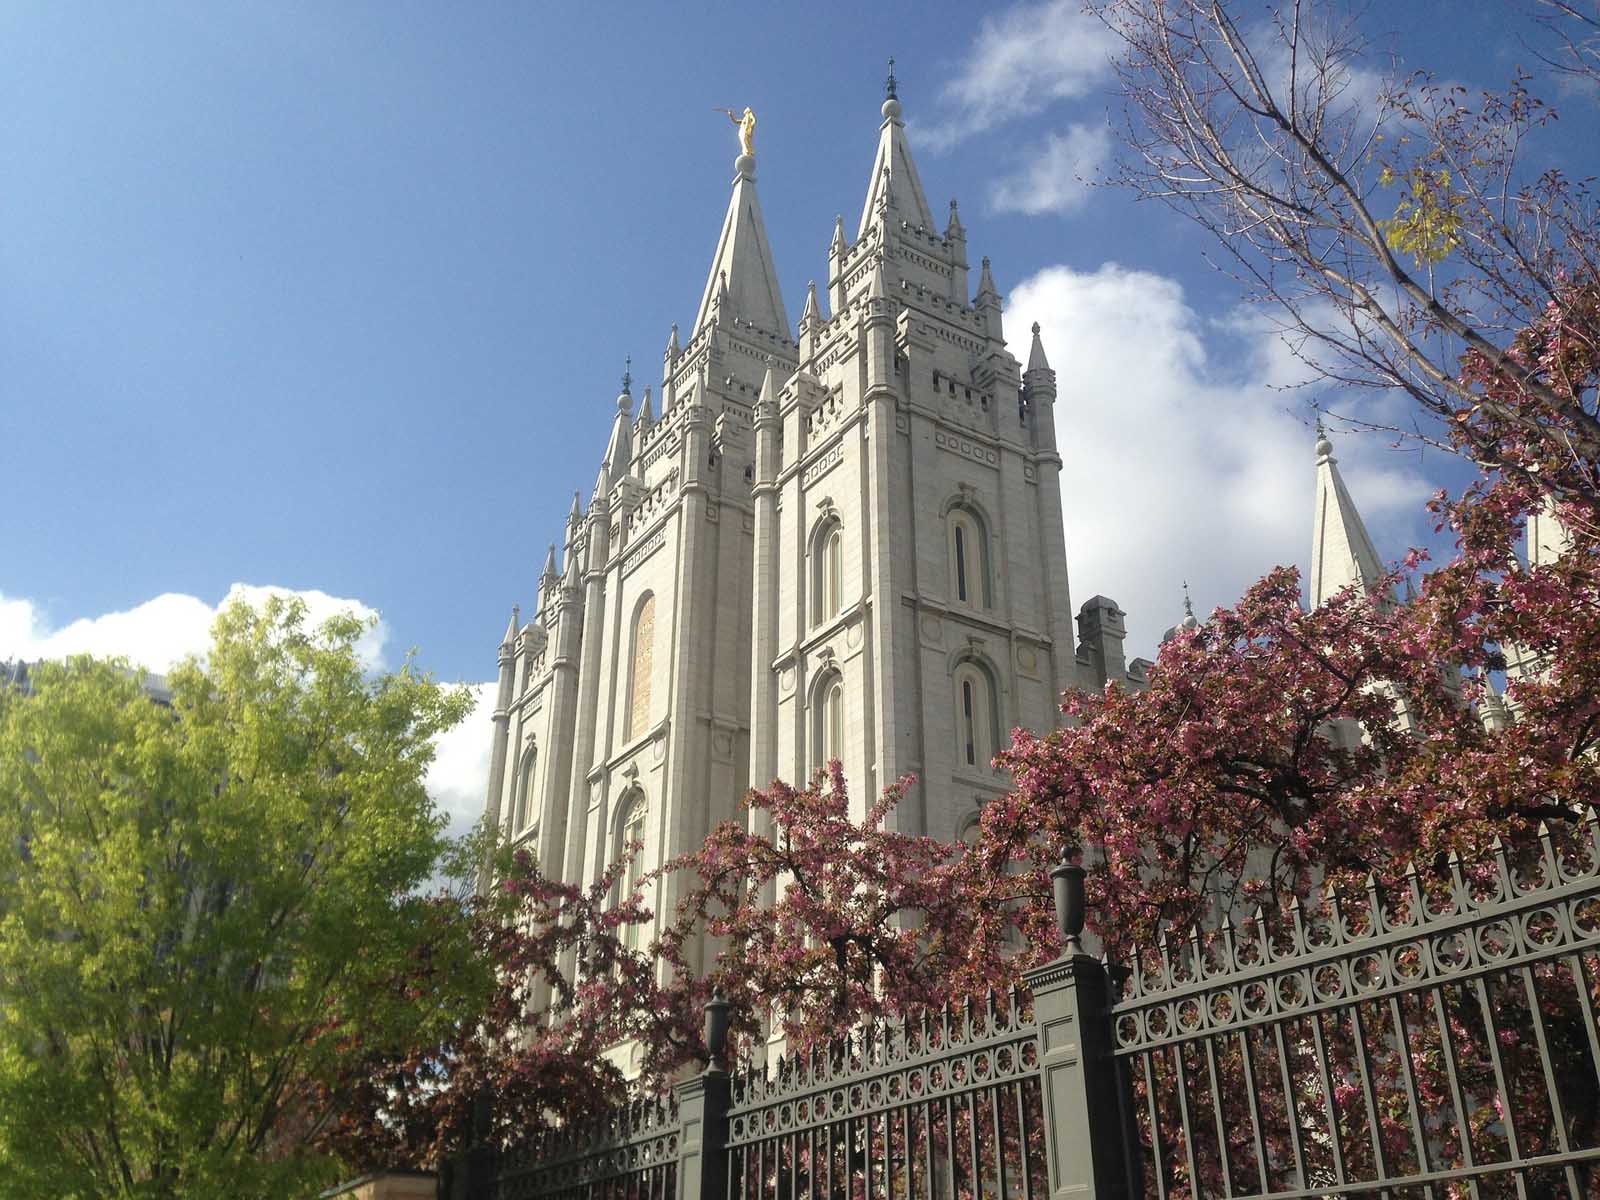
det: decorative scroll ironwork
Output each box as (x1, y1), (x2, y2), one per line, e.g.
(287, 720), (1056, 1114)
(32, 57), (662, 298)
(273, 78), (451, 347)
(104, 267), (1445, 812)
(489, 1094), (681, 1200)
(728, 989), (1037, 1132)
(726, 990), (1046, 1200)
(1110, 814), (1600, 1198)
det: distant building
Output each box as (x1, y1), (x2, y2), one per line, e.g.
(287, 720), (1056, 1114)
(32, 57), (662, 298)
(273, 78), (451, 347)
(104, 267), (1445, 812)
(2, 658), (174, 705)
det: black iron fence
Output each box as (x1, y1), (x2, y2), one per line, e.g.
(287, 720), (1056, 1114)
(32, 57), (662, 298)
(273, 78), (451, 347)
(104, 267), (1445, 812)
(446, 815), (1600, 1200)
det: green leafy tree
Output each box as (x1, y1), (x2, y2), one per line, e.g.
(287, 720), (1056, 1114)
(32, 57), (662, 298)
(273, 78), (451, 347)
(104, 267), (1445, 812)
(0, 597), (483, 1199)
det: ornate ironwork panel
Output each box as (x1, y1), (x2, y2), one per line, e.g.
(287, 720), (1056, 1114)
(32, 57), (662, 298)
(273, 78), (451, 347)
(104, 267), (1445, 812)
(724, 989), (1046, 1200)
(1109, 818), (1600, 1198)
(489, 1094), (682, 1200)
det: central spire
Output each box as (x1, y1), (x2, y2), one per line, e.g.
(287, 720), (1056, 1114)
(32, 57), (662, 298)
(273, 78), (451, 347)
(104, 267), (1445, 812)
(693, 144), (790, 340)
(857, 61), (935, 240)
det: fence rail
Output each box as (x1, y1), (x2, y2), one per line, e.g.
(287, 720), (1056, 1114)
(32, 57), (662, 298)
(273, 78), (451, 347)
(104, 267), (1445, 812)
(449, 814), (1600, 1200)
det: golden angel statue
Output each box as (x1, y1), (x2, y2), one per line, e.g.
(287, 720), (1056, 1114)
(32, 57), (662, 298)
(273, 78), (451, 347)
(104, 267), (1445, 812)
(713, 106), (757, 157)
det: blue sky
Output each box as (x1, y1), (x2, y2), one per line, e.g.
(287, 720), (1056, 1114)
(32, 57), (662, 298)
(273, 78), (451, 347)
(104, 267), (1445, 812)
(4, 2), (1594, 830)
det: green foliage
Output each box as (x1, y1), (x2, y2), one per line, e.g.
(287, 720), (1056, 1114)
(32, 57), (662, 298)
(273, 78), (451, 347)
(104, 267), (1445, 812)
(0, 597), (483, 1198)
(1376, 164), (1465, 267)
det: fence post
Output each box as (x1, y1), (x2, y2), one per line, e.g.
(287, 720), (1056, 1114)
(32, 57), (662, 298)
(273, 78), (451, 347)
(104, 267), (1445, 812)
(1022, 858), (1132, 1200)
(676, 990), (733, 1200)
(441, 1091), (496, 1200)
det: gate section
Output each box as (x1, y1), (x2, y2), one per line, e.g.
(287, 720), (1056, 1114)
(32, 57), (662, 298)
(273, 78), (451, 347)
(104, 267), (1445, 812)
(725, 991), (1046, 1200)
(488, 1095), (682, 1200)
(1108, 821), (1600, 1198)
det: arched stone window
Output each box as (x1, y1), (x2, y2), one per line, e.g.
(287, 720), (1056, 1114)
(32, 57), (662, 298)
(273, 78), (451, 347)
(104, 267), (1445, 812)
(812, 670), (845, 771)
(812, 519), (845, 625)
(614, 788), (648, 953)
(625, 593), (655, 742)
(952, 659), (1000, 770)
(959, 814), (982, 854)
(947, 506), (993, 609)
(513, 740), (537, 833)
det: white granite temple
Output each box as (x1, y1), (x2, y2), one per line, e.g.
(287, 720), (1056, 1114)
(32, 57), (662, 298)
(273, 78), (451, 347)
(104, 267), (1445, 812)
(477, 77), (1400, 963)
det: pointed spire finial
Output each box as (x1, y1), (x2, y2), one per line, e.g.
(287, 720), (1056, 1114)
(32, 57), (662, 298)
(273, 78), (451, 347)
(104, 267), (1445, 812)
(569, 490), (582, 523)
(977, 256), (999, 301)
(1314, 415), (1333, 460)
(1026, 321), (1051, 372)
(1183, 580), (1195, 618)
(859, 59), (930, 237)
(616, 358), (634, 415)
(757, 357), (778, 408)
(886, 57), (898, 101)
(542, 542), (558, 579)
(801, 279), (821, 324)
(867, 255), (888, 299)
(1310, 413), (1385, 607)
(666, 323), (680, 357)
(831, 214), (847, 251)
(502, 604), (520, 646)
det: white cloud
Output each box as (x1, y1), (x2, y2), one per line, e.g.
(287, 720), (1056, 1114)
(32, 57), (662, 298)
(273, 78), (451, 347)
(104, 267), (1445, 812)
(920, 0), (1116, 150)
(425, 680), (495, 844)
(0, 583), (388, 674)
(990, 124), (1111, 216)
(1006, 263), (1432, 660)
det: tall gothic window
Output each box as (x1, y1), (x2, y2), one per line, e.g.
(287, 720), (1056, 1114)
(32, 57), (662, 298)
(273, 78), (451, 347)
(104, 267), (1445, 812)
(824, 525), (844, 619)
(814, 672), (845, 769)
(615, 790), (648, 954)
(626, 594), (655, 741)
(948, 508), (992, 609)
(514, 742), (537, 832)
(812, 519), (844, 625)
(953, 660), (998, 770)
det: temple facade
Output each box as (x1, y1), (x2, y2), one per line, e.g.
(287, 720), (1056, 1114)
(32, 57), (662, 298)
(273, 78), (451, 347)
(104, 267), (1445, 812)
(476, 79), (1148, 964)
(475, 77), (1457, 966)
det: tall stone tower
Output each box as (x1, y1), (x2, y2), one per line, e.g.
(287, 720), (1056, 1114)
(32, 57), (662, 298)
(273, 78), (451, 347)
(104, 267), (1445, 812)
(480, 77), (1135, 956)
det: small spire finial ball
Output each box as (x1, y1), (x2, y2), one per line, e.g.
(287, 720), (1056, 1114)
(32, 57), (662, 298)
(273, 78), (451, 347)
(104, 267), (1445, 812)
(1032, 322), (1041, 336)
(618, 355), (634, 412)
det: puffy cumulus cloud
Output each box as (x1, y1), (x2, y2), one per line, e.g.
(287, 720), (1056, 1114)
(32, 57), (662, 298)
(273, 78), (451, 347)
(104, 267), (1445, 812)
(424, 680), (495, 844)
(1005, 263), (1434, 660)
(919, 0), (1116, 150)
(989, 124), (1111, 216)
(0, 583), (388, 673)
